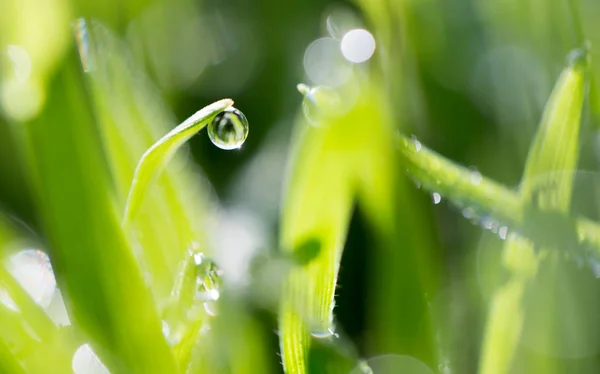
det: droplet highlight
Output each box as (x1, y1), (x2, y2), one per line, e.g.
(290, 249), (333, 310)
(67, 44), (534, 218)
(72, 344), (110, 374)
(7, 249), (56, 308)
(208, 107), (249, 150)
(432, 193), (441, 204)
(310, 327), (338, 339)
(469, 168), (482, 185)
(411, 135), (422, 152)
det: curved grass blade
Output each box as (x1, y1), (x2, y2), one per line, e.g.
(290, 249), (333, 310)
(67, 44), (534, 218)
(398, 134), (523, 226)
(123, 99), (233, 226)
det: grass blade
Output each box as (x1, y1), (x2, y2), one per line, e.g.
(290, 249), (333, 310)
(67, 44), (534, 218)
(123, 99), (233, 226)
(479, 50), (587, 374)
(22, 53), (178, 373)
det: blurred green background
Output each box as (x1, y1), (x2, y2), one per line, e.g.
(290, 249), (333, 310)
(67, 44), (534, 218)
(2, 0), (600, 373)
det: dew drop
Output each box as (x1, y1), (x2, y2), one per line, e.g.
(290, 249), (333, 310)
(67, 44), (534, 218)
(7, 249), (56, 308)
(480, 217), (499, 233)
(411, 135), (422, 152)
(588, 258), (600, 279)
(311, 327), (338, 339)
(469, 167), (482, 186)
(161, 320), (170, 338)
(203, 300), (218, 316)
(462, 207), (476, 220)
(193, 255), (223, 316)
(0, 288), (19, 312)
(299, 84), (342, 126)
(567, 45), (590, 69)
(432, 193), (441, 205)
(73, 18), (93, 72)
(498, 226), (508, 240)
(208, 107), (249, 150)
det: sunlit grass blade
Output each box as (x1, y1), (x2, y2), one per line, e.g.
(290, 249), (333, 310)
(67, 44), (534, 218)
(279, 115), (354, 374)
(21, 54), (178, 373)
(397, 134), (523, 226)
(280, 80), (439, 372)
(123, 98), (233, 226)
(82, 21), (217, 303)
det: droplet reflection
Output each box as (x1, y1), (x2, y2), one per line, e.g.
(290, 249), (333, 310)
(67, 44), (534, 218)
(208, 107), (249, 150)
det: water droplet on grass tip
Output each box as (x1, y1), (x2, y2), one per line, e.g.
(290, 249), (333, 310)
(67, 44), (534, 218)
(432, 193), (441, 204)
(208, 107), (249, 150)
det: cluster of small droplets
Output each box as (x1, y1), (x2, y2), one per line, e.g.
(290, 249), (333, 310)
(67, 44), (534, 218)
(192, 253), (223, 317)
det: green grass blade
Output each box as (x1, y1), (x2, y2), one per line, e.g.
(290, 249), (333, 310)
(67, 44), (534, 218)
(397, 134), (523, 226)
(279, 118), (354, 373)
(520, 52), (588, 209)
(123, 99), (233, 226)
(0, 337), (25, 374)
(479, 51), (587, 374)
(22, 54), (178, 373)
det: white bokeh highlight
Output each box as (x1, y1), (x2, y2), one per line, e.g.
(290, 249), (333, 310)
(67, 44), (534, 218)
(340, 29), (376, 63)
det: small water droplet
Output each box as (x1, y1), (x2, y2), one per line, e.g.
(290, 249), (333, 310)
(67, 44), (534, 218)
(438, 359), (452, 374)
(192, 252), (204, 266)
(481, 217), (499, 233)
(469, 167), (482, 186)
(432, 193), (441, 204)
(299, 85), (342, 125)
(588, 258), (600, 278)
(411, 135), (422, 152)
(193, 256), (222, 317)
(462, 207), (476, 219)
(73, 18), (94, 72)
(311, 327), (338, 339)
(208, 107), (249, 150)
(161, 320), (170, 337)
(0, 288), (19, 312)
(498, 226), (508, 240)
(567, 45), (590, 69)
(203, 300), (218, 316)
(358, 361), (373, 374)
(7, 249), (56, 308)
